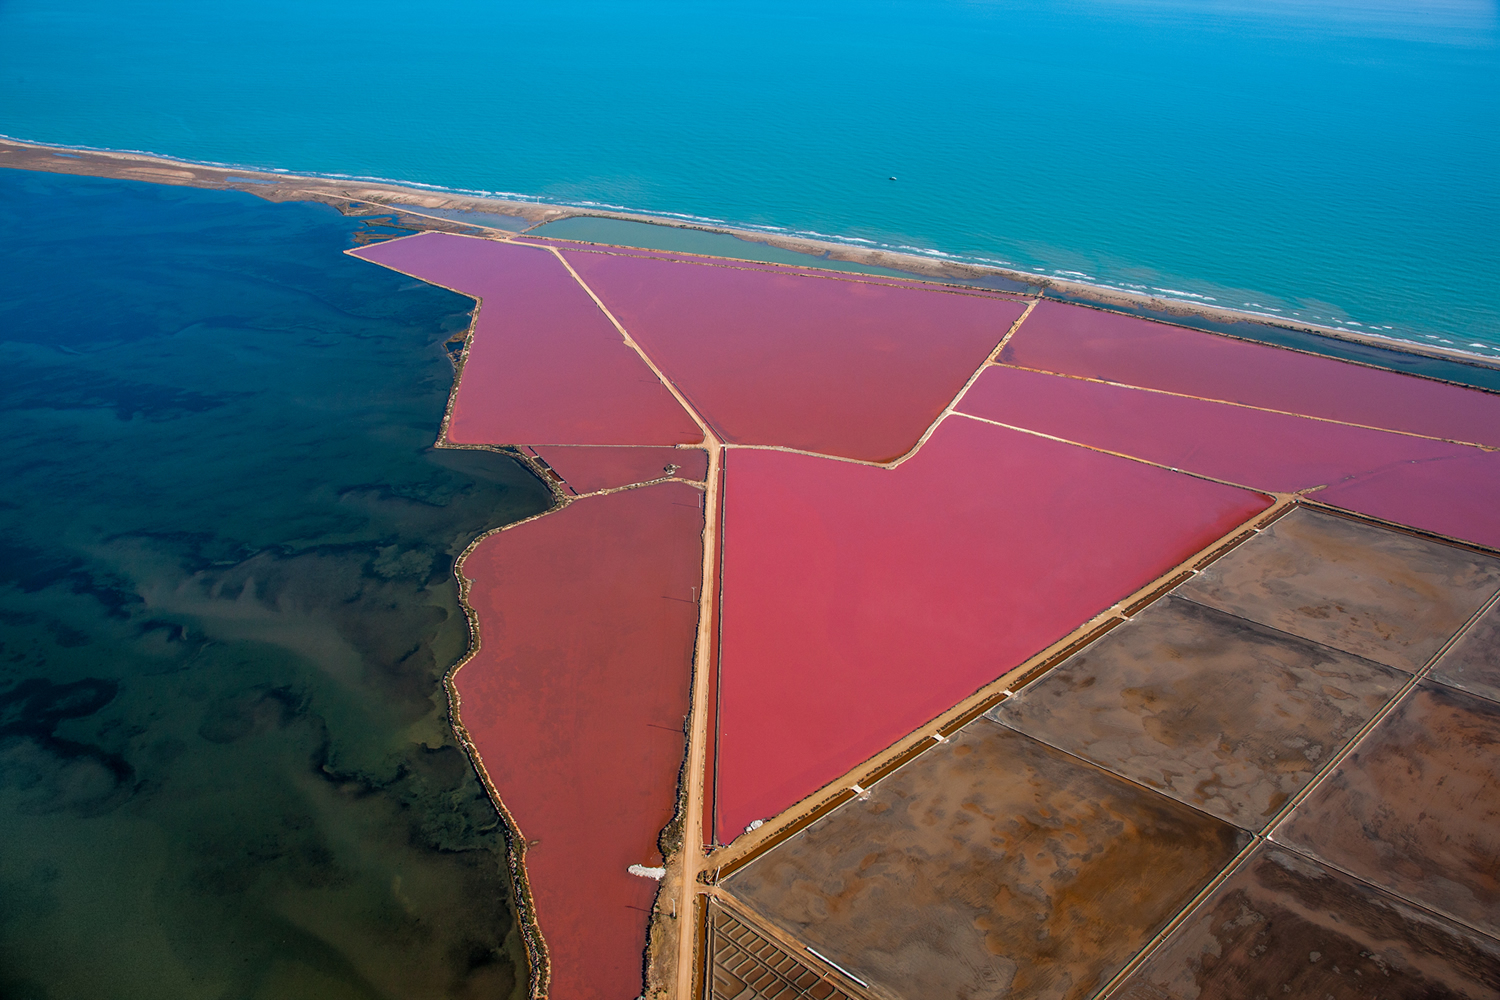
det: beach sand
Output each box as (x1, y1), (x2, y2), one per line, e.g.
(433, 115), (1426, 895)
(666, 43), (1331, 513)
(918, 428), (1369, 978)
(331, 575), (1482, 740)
(4, 135), (1495, 377)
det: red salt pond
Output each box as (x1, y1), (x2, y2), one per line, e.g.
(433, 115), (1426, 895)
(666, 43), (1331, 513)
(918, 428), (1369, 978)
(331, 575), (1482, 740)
(958, 365), (1475, 494)
(520, 236), (936, 287)
(530, 445), (708, 494)
(455, 482), (705, 1000)
(1001, 301), (1500, 447)
(711, 416), (1270, 842)
(561, 249), (1027, 462)
(958, 366), (1500, 548)
(348, 230), (1500, 991)
(1316, 450), (1500, 550)
(353, 233), (701, 446)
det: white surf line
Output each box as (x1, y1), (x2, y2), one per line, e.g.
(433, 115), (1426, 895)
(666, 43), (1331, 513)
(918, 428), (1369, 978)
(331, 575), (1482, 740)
(995, 363), (1499, 451)
(545, 245), (722, 1000)
(18, 134), (1497, 372)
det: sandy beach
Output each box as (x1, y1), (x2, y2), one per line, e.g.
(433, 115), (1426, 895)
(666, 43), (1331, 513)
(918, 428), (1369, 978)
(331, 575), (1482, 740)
(4, 135), (1495, 377)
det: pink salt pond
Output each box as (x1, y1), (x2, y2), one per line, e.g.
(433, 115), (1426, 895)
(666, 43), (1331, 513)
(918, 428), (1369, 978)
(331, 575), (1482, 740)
(711, 416), (1269, 841)
(559, 246), (1028, 463)
(958, 364), (1473, 495)
(352, 234), (701, 447)
(455, 482), (703, 1000)
(1001, 300), (1500, 447)
(350, 230), (1500, 995)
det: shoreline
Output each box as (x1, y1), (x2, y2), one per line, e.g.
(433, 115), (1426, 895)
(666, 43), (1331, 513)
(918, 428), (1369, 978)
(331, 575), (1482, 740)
(4, 134), (1497, 376)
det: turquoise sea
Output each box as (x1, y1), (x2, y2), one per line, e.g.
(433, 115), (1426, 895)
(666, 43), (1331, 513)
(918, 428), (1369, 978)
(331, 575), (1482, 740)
(0, 4), (1498, 998)
(1, 0), (1497, 352)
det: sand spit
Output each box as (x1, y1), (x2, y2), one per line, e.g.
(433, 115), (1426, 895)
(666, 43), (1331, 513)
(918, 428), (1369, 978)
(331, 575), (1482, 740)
(4, 135), (1496, 376)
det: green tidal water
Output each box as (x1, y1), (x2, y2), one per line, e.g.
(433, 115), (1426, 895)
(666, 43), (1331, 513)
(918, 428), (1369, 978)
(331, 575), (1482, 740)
(0, 169), (553, 999)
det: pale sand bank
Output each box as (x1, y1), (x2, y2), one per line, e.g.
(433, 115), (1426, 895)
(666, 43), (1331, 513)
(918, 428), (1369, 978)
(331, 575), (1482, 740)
(4, 135), (1495, 376)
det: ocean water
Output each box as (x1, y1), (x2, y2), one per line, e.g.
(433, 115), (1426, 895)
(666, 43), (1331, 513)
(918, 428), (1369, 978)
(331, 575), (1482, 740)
(0, 169), (552, 999)
(0, 0), (1496, 353)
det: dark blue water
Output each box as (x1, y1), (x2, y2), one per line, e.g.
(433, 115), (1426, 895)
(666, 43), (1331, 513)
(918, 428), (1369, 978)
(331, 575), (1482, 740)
(0, 169), (552, 998)
(1, 0), (1495, 352)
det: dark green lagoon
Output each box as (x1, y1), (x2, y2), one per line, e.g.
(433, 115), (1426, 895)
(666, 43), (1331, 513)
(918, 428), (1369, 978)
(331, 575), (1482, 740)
(0, 170), (552, 999)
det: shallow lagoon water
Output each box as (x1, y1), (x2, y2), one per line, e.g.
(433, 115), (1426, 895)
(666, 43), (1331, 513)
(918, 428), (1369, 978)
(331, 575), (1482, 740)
(0, 0), (1495, 350)
(526, 217), (921, 279)
(0, 170), (552, 999)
